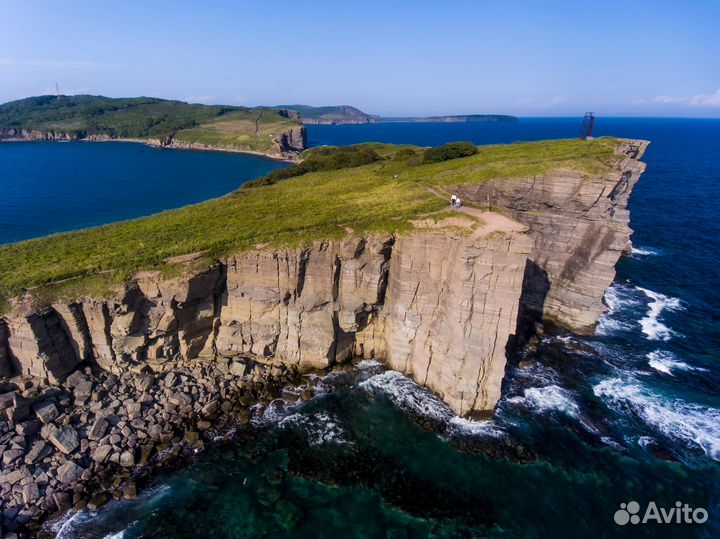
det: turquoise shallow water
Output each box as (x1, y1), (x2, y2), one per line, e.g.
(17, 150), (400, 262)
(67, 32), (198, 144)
(19, 118), (720, 538)
(0, 142), (286, 244)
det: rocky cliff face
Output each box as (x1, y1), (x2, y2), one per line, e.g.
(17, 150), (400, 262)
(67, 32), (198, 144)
(0, 141), (648, 416)
(455, 139), (649, 335)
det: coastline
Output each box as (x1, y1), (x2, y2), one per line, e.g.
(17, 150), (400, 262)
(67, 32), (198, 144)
(0, 137), (300, 163)
(2, 357), (302, 536)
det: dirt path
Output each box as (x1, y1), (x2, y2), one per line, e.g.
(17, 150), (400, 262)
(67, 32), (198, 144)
(424, 186), (527, 238)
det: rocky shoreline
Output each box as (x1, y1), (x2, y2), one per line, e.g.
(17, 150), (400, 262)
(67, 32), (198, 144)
(0, 129), (303, 162)
(0, 357), (302, 538)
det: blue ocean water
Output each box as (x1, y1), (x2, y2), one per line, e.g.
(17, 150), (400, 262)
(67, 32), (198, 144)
(22, 119), (720, 538)
(0, 142), (286, 244)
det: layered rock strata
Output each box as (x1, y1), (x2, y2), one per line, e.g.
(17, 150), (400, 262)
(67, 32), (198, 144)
(454, 139), (649, 334)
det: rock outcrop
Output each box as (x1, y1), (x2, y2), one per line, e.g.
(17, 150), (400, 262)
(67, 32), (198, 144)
(455, 139), (649, 334)
(0, 140), (648, 418)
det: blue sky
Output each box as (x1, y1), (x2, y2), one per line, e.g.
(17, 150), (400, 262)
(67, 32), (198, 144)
(1, 0), (718, 117)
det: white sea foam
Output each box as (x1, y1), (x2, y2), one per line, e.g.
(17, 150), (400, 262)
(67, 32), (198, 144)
(631, 246), (659, 256)
(277, 411), (352, 446)
(596, 284), (641, 336)
(448, 416), (505, 438)
(596, 316), (632, 336)
(646, 350), (705, 375)
(359, 370), (454, 423)
(357, 359), (382, 370)
(637, 287), (683, 341)
(508, 385), (580, 417)
(593, 377), (720, 461)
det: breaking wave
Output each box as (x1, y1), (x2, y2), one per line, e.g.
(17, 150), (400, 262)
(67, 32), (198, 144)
(647, 350), (705, 375)
(507, 385), (580, 417)
(360, 370), (455, 423)
(631, 246), (659, 257)
(277, 411), (352, 446)
(593, 377), (720, 461)
(637, 287), (683, 341)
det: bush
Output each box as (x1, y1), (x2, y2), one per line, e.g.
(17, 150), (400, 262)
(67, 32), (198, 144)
(393, 147), (417, 161)
(243, 145), (382, 189)
(423, 141), (478, 164)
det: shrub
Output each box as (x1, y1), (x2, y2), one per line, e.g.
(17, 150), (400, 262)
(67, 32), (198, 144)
(243, 145), (382, 188)
(423, 141), (478, 164)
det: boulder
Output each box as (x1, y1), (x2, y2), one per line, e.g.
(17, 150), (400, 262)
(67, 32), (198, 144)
(92, 444), (113, 463)
(22, 482), (40, 505)
(57, 460), (84, 485)
(33, 401), (59, 424)
(88, 417), (109, 441)
(119, 451), (135, 467)
(49, 426), (79, 454)
(25, 440), (51, 465)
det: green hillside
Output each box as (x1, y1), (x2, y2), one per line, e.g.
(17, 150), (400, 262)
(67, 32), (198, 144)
(0, 138), (621, 311)
(275, 104), (380, 124)
(0, 95), (302, 153)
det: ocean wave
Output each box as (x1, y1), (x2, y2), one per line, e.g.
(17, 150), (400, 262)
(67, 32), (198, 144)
(507, 385), (580, 417)
(448, 416), (505, 438)
(595, 316), (633, 336)
(647, 350), (706, 375)
(593, 377), (720, 461)
(359, 370), (455, 423)
(631, 246), (659, 257)
(637, 287), (683, 341)
(596, 284), (642, 336)
(277, 411), (352, 446)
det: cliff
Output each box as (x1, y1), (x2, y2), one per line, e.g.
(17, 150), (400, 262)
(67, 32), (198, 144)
(0, 139), (648, 417)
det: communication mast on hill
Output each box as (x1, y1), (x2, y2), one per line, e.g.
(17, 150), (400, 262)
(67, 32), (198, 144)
(581, 112), (595, 140)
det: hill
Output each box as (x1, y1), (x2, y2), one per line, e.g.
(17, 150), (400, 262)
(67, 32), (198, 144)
(0, 95), (306, 157)
(277, 104), (518, 124)
(274, 104), (381, 124)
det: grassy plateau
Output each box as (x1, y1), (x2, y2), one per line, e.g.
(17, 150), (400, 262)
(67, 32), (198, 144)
(0, 138), (622, 311)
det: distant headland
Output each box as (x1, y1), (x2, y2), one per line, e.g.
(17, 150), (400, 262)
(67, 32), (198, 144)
(0, 95), (307, 159)
(277, 104), (518, 125)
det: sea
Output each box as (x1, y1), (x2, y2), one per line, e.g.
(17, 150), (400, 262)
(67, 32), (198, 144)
(3, 118), (717, 538)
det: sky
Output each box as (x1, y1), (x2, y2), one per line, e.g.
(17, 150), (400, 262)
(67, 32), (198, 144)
(1, 0), (718, 117)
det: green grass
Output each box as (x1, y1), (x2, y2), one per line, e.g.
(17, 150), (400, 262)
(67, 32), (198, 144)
(0, 137), (622, 310)
(172, 110), (298, 152)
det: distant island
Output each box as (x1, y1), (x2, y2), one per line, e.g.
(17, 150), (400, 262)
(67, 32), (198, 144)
(0, 95), (307, 158)
(278, 104), (517, 125)
(382, 114), (518, 123)
(274, 104), (381, 124)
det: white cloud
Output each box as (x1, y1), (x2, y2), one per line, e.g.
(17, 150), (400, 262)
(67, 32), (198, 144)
(652, 95), (685, 104)
(234, 95), (248, 104)
(184, 95), (216, 104)
(0, 58), (112, 69)
(688, 89), (720, 107)
(652, 89), (720, 107)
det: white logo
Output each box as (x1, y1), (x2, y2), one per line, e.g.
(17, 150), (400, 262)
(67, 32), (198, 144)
(614, 501), (708, 526)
